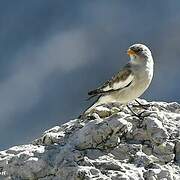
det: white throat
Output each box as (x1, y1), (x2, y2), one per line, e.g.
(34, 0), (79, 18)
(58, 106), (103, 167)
(129, 55), (140, 65)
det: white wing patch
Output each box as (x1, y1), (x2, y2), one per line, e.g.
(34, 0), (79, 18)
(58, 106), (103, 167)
(102, 73), (134, 91)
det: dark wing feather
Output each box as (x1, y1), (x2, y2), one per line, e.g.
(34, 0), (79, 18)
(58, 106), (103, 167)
(88, 64), (134, 98)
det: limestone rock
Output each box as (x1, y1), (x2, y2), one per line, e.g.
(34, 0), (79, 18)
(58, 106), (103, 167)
(0, 99), (180, 179)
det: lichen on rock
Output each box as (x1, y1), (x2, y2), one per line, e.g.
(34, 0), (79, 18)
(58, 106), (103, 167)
(0, 99), (180, 179)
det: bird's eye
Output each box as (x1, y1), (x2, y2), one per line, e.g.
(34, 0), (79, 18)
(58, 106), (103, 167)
(135, 48), (142, 53)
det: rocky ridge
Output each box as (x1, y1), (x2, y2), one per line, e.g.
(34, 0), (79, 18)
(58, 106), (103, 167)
(0, 99), (180, 179)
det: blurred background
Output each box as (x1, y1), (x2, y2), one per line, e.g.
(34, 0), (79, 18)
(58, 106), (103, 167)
(0, 0), (180, 150)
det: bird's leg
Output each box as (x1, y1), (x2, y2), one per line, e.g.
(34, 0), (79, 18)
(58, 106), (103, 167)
(133, 99), (151, 110)
(126, 105), (144, 119)
(126, 104), (151, 121)
(127, 104), (152, 128)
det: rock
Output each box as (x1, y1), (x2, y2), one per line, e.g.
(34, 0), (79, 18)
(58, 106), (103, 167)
(144, 113), (169, 145)
(74, 116), (132, 150)
(0, 99), (180, 179)
(152, 142), (175, 163)
(175, 140), (180, 163)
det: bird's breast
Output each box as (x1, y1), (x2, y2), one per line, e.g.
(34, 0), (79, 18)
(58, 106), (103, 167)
(114, 65), (153, 104)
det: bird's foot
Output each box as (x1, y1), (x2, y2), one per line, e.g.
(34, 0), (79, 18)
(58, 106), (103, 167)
(127, 105), (141, 119)
(132, 103), (151, 110)
(133, 99), (151, 110)
(128, 109), (151, 128)
(132, 110), (151, 119)
(131, 110), (146, 120)
(127, 105), (150, 120)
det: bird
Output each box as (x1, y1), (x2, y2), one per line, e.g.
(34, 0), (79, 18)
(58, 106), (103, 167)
(83, 43), (154, 117)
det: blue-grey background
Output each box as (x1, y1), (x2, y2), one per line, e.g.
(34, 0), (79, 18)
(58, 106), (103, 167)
(0, 0), (180, 150)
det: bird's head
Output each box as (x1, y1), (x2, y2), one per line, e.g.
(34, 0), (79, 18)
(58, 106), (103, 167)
(127, 44), (152, 63)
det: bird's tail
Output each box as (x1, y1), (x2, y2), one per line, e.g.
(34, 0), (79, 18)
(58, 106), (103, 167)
(79, 95), (102, 119)
(88, 89), (102, 96)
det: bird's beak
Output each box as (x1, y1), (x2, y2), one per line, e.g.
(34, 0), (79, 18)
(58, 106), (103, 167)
(127, 49), (136, 56)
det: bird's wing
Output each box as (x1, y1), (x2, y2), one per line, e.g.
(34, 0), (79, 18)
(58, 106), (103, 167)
(88, 64), (134, 98)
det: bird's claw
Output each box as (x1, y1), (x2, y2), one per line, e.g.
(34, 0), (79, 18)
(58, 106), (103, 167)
(132, 103), (151, 110)
(133, 100), (151, 110)
(127, 105), (145, 119)
(131, 111), (145, 119)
